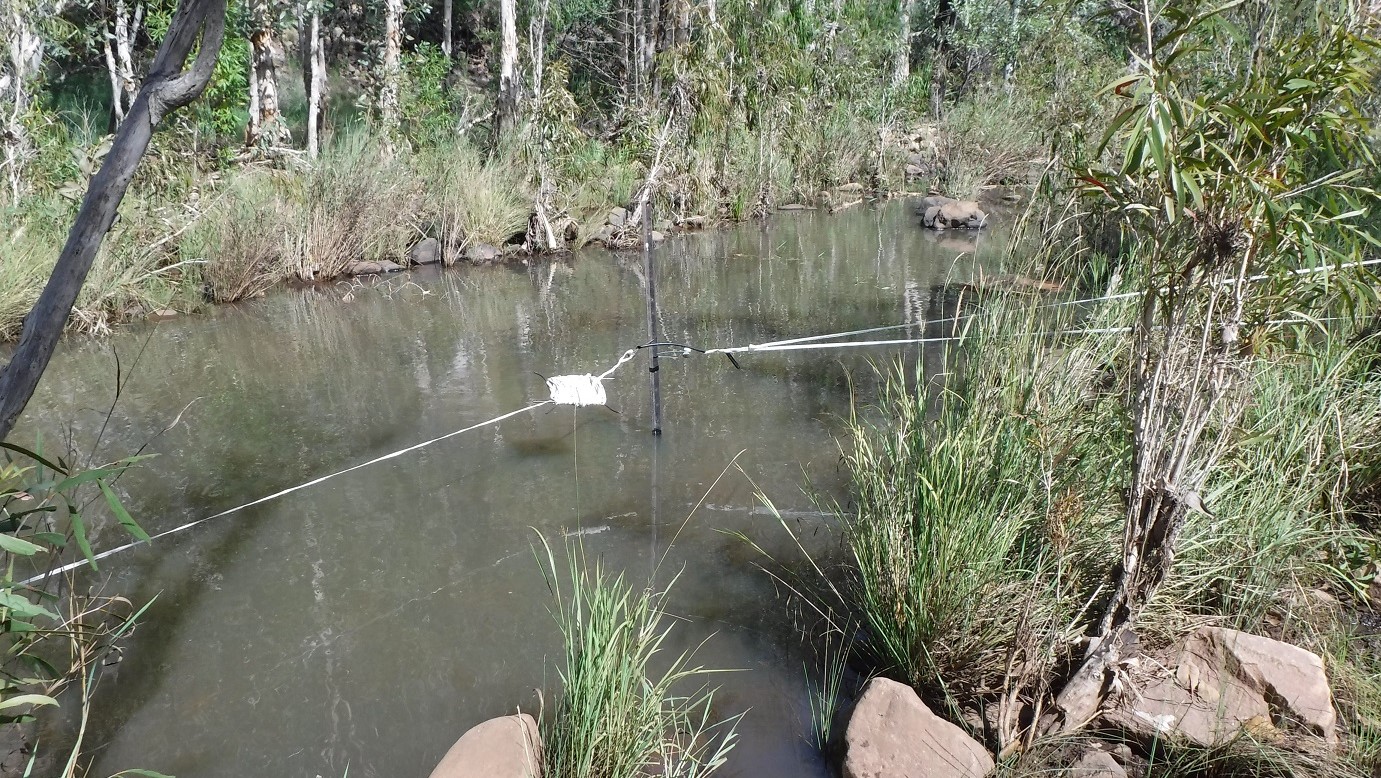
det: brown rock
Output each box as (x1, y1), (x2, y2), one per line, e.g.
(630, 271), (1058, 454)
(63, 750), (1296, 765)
(841, 677), (993, 778)
(465, 243), (504, 264)
(428, 714), (542, 778)
(409, 237), (441, 265)
(936, 201), (988, 229)
(916, 194), (957, 215)
(1103, 627), (1337, 747)
(838, 182), (864, 192)
(377, 259), (404, 273)
(346, 260), (382, 275)
(1181, 627), (1336, 742)
(1069, 747), (1126, 778)
(680, 215), (707, 229)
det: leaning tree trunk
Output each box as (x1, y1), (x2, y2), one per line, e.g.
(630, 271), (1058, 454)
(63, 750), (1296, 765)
(246, 1), (287, 147)
(0, 0), (227, 443)
(497, 0), (519, 136)
(379, 0), (403, 143)
(1, 0), (44, 205)
(302, 6), (325, 158)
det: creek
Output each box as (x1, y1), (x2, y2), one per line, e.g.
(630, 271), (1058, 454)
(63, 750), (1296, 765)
(16, 200), (1004, 778)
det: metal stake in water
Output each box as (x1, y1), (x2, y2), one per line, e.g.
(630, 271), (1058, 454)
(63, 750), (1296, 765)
(642, 198), (663, 435)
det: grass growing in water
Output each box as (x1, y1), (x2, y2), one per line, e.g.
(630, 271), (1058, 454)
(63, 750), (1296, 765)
(537, 537), (740, 778)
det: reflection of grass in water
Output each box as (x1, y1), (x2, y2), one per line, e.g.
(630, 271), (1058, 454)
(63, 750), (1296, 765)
(537, 535), (741, 778)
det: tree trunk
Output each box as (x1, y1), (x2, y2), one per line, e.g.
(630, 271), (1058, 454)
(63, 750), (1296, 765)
(1, 1), (44, 205)
(114, 1), (140, 113)
(303, 8), (324, 158)
(246, 2), (287, 147)
(893, 0), (912, 86)
(645, 0), (660, 99)
(442, 0), (453, 59)
(0, 0), (227, 443)
(379, 0), (403, 141)
(497, 0), (519, 136)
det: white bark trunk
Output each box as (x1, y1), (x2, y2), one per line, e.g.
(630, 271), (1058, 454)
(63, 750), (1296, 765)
(305, 10), (324, 158)
(2, 1), (43, 204)
(442, 0), (453, 59)
(497, 0), (518, 136)
(103, 30), (124, 125)
(114, 1), (139, 112)
(247, 3), (287, 147)
(380, 0), (403, 140)
(893, 0), (911, 86)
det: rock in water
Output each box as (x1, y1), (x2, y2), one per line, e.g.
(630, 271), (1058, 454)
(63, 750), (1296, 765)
(1103, 627), (1337, 747)
(842, 677), (993, 778)
(409, 237), (441, 265)
(428, 714), (542, 778)
(464, 243), (504, 264)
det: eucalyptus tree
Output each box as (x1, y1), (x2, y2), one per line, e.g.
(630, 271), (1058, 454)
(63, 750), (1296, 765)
(0, 0), (45, 204)
(1049, 4), (1381, 733)
(300, 0), (327, 157)
(0, 0), (229, 442)
(379, 0), (404, 141)
(246, 0), (290, 147)
(498, 0), (519, 134)
(104, 0), (143, 125)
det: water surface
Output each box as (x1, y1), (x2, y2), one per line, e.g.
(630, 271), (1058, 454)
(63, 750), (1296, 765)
(16, 200), (1004, 777)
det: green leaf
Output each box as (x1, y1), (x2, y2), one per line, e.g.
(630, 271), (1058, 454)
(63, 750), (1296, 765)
(0, 694), (59, 712)
(0, 534), (43, 556)
(0, 591), (58, 621)
(99, 480), (149, 542)
(70, 510), (96, 571)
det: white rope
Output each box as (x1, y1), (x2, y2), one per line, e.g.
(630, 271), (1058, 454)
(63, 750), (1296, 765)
(705, 317), (1347, 356)
(22, 349), (645, 587)
(1038, 256), (1381, 311)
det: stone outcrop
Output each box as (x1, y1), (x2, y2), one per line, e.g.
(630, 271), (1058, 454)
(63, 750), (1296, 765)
(428, 713), (542, 778)
(409, 237), (441, 265)
(917, 195), (987, 230)
(842, 677), (993, 778)
(464, 243), (503, 264)
(345, 259), (403, 275)
(1068, 746), (1126, 778)
(1102, 627), (1337, 747)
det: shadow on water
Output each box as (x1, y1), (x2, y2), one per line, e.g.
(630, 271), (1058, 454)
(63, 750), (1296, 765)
(13, 200), (1006, 778)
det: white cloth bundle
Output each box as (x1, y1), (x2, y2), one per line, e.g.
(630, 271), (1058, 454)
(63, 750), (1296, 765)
(546, 374), (608, 406)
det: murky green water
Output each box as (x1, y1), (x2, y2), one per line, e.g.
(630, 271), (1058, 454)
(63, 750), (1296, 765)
(15, 201), (1003, 778)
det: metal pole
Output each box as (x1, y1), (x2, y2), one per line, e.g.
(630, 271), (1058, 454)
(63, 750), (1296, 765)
(642, 198), (663, 435)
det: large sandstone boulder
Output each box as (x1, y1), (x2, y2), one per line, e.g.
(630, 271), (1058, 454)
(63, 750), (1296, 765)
(922, 200), (988, 230)
(1103, 627), (1337, 747)
(464, 243), (504, 264)
(409, 237), (441, 265)
(428, 713), (542, 778)
(842, 677), (993, 778)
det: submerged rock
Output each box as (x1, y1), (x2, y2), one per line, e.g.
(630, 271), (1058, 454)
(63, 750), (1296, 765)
(1103, 627), (1337, 747)
(842, 677), (993, 778)
(428, 713), (542, 778)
